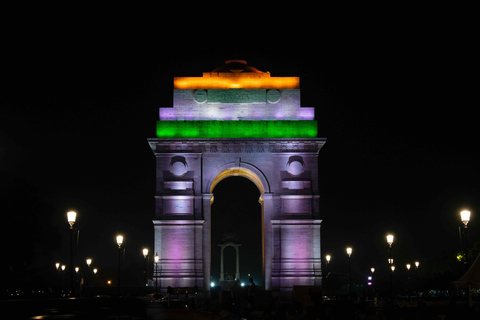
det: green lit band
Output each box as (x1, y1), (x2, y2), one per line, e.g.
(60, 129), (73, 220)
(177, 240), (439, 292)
(156, 120), (317, 138)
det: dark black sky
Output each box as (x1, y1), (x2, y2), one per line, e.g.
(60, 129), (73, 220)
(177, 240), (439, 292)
(1, 13), (478, 288)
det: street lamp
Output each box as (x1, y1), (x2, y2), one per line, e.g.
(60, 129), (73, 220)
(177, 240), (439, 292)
(325, 254), (331, 296)
(116, 235), (123, 296)
(86, 259), (92, 268)
(460, 210), (471, 268)
(414, 261), (420, 300)
(67, 211), (77, 296)
(346, 247), (352, 298)
(386, 234), (395, 302)
(406, 264), (411, 297)
(143, 248), (149, 295)
(154, 253), (159, 294)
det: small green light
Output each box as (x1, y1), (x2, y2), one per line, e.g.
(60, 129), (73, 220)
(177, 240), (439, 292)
(156, 120), (317, 138)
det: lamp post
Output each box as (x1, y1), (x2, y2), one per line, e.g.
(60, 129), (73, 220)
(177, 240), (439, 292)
(370, 267), (375, 299)
(386, 234), (394, 301)
(85, 258), (92, 291)
(325, 254), (331, 296)
(414, 261), (420, 302)
(116, 235), (123, 296)
(406, 263), (411, 298)
(460, 210), (471, 269)
(67, 211), (76, 296)
(154, 253), (159, 295)
(143, 248), (149, 295)
(346, 247), (352, 299)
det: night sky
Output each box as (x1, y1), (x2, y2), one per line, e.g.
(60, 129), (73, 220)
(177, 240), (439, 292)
(1, 15), (478, 291)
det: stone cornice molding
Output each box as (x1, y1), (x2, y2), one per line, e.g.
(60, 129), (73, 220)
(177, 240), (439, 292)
(148, 138), (326, 155)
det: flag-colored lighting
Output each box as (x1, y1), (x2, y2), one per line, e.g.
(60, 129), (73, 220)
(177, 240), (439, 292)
(156, 120), (317, 138)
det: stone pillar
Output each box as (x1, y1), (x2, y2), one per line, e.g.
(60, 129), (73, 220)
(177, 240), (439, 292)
(219, 246), (224, 282)
(202, 194), (213, 292)
(261, 193), (274, 290)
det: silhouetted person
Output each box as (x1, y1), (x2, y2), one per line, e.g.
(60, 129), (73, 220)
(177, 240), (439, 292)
(248, 277), (257, 310)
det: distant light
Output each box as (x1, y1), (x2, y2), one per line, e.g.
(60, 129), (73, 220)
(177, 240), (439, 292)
(75, 267), (79, 273)
(326, 255), (331, 263)
(55, 263), (60, 270)
(368, 276), (372, 281)
(61, 265), (66, 271)
(406, 264), (411, 270)
(143, 248), (149, 258)
(210, 282), (215, 287)
(241, 282), (245, 287)
(371, 267), (375, 273)
(367, 282), (372, 286)
(107, 280), (112, 285)
(86, 259), (92, 267)
(93, 268), (98, 274)
(415, 261), (420, 268)
(154, 254), (159, 264)
(391, 265), (395, 272)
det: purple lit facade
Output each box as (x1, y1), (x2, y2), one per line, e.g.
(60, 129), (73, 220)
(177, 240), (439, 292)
(149, 61), (325, 293)
(159, 89), (315, 121)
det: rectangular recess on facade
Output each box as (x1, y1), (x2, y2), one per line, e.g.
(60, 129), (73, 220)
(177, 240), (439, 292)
(156, 120), (317, 138)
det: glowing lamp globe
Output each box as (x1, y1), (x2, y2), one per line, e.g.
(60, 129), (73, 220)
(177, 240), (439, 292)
(346, 247), (352, 257)
(67, 211), (76, 228)
(116, 235), (123, 247)
(461, 210), (471, 227)
(386, 234), (394, 247)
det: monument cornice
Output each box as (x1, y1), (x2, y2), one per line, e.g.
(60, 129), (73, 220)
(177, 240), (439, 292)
(147, 137), (326, 155)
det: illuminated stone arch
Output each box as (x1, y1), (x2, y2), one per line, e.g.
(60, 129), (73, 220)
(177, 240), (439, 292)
(208, 165), (269, 194)
(218, 241), (241, 286)
(148, 60), (326, 295)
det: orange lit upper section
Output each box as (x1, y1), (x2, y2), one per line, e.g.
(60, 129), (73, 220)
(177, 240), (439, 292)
(174, 60), (300, 89)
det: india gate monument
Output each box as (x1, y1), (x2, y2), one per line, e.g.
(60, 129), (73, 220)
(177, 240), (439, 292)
(148, 60), (326, 294)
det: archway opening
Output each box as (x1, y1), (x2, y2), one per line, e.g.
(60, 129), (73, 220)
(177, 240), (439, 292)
(211, 176), (262, 288)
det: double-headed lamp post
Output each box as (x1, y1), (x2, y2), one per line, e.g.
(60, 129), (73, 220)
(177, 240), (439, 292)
(67, 211), (76, 296)
(461, 210), (471, 268)
(116, 235), (123, 296)
(346, 247), (353, 298)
